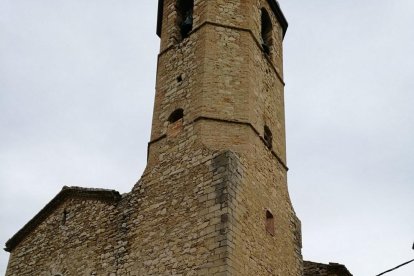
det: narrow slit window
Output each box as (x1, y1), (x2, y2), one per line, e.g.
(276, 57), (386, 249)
(62, 209), (68, 225)
(265, 210), (275, 236)
(177, 0), (194, 40)
(264, 125), (273, 150)
(261, 8), (273, 55)
(168, 108), (184, 123)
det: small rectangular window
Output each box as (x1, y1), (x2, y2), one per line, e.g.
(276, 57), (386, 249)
(265, 210), (275, 236)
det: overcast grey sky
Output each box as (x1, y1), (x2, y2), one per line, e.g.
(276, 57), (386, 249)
(1, 0), (413, 275)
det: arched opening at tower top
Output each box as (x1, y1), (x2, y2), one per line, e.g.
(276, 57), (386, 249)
(176, 0), (194, 40)
(261, 8), (273, 55)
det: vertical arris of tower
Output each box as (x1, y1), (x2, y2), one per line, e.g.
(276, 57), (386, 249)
(4, 1), (303, 275)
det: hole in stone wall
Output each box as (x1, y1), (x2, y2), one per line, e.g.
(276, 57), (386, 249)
(261, 8), (273, 56)
(265, 210), (275, 236)
(176, 0), (194, 40)
(168, 108), (184, 123)
(264, 125), (273, 150)
(177, 74), (183, 83)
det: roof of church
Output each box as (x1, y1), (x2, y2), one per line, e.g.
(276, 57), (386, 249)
(4, 186), (121, 253)
(304, 261), (353, 276)
(156, 0), (289, 37)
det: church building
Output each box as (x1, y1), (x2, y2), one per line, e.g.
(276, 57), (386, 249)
(5, 1), (351, 275)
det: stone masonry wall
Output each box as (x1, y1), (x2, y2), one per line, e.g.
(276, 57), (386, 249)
(6, 197), (120, 275)
(122, 149), (242, 275)
(6, 147), (301, 276)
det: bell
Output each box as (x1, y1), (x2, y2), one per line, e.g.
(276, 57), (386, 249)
(181, 14), (193, 38)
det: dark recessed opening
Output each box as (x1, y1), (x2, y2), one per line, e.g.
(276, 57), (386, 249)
(265, 210), (275, 236)
(261, 8), (273, 56)
(264, 125), (273, 150)
(177, 0), (194, 40)
(62, 209), (68, 225)
(168, 108), (184, 123)
(177, 75), (183, 83)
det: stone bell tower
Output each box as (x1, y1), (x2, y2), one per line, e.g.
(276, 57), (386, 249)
(135, 0), (303, 275)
